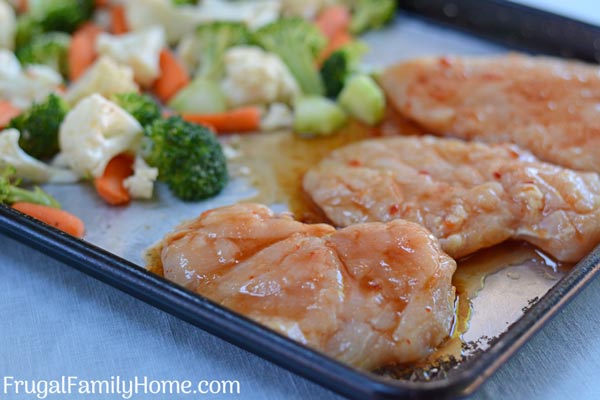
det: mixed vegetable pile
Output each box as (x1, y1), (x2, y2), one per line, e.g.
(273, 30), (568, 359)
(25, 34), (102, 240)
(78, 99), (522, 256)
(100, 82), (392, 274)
(0, 0), (396, 236)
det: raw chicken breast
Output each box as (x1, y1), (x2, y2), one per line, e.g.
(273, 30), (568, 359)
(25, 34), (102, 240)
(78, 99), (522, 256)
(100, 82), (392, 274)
(303, 136), (600, 262)
(380, 54), (600, 173)
(160, 203), (456, 370)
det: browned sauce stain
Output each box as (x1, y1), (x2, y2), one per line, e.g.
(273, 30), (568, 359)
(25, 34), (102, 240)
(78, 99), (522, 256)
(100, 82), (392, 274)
(229, 110), (424, 223)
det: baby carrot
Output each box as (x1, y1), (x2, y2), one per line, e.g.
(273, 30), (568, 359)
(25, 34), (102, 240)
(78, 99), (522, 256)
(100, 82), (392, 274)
(152, 49), (190, 103)
(12, 202), (85, 238)
(110, 5), (128, 35)
(181, 106), (261, 134)
(16, 0), (27, 13)
(94, 154), (134, 206)
(0, 101), (21, 129)
(315, 5), (351, 40)
(68, 22), (103, 81)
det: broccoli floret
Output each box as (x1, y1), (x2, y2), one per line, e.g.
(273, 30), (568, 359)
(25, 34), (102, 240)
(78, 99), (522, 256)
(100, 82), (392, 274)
(253, 18), (326, 95)
(16, 32), (71, 77)
(28, 0), (94, 33)
(195, 21), (251, 79)
(320, 41), (368, 98)
(0, 166), (61, 208)
(141, 117), (228, 201)
(320, 52), (347, 99)
(14, 14), (45, 49)
(349, 0), (396, 34)
(111, 92), (162, 127)
(8, 93), (70, 160)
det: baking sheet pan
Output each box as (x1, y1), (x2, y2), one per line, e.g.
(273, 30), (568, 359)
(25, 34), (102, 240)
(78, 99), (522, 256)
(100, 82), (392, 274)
(1, 1), (600, 398)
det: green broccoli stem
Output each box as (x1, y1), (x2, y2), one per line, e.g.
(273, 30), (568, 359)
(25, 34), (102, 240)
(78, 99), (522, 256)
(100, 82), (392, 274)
(279, 47), (325, 95)
(3, 186), (61, 208)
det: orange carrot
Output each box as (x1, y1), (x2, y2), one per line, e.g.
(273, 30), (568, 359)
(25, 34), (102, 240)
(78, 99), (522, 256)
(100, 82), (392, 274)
(0, 101), (21, 129)
(95, 0), (109, 8)
(315, 5), (351, 40)
(16, 0), (27, 13)
(68, 22), (103, 81)
(12, 202), (85, 238)
(94, 154), (134, 206)
(318, 30), (352, 65)
(152, 49), (190, 103)
(110, 5), (128, 35)
(182, 107), (261, 134)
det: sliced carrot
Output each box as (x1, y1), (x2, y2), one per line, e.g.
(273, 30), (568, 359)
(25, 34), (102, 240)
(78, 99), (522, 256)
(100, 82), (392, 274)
(152, 49), (190, 103)
(315, 5), (351, 40)
(68, 22), (103, 82)
(16, 0), (27, 13)
(95, 0), (109, 8)
(318, 30), (352, 66)
(12, 202), (85, 238)
(110, 5), (128, 35)
(182, 107), (261, 134)
(94, 154), (134, 206)
(0, 101), (21, 129)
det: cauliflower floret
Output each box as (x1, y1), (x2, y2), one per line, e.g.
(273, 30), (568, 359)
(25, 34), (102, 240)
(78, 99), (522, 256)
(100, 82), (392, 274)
(221, 46), (299, 107)
(121, 0), (205, 45)
(123, 156), (158, 200)
(0, 50), (63, 109)
(196, 0), (280, 29)
(280, 0), (336, 20)
(0, 129), (78, 183)
(59, 94), (143, 178)
(0, 49), (21, 78)
(0, 0), (16, 50)
(65, 56), (139, 105)
(260, 102), (294, 131)
(96, 26), (166, 87)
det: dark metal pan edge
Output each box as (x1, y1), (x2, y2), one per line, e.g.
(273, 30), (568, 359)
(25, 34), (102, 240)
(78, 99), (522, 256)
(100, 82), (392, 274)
(3, 1), (600, 398)
(399, 0), (600, 62)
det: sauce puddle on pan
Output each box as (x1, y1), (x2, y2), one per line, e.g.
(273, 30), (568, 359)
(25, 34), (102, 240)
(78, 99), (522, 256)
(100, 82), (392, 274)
(226, 124), (567, 381)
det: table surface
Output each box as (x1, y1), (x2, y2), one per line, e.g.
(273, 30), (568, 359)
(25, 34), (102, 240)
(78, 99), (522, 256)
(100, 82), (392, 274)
(2, 2), (600, 400)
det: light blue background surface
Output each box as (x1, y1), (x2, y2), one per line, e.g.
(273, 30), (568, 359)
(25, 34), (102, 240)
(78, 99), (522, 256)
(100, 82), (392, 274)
(2, 1), (600, 399)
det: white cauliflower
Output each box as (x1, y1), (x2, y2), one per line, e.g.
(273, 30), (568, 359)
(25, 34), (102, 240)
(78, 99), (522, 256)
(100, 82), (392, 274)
(65, 56), (139, 105)
(260, 102), (294, 131)
(196, 0), (280, 29)
(59, 94), (143, 178)
(123, 156), (158, 200)
(0, 129), (79, 183)
(221, 46), (299, 107)
(0, 0), (16, 50)
(122, 0), (280, 45)
(96, 26), (166, 87)
(0, 50), (63, 109)
(120, 0), (205, 45)
(0, 49), (20, 77)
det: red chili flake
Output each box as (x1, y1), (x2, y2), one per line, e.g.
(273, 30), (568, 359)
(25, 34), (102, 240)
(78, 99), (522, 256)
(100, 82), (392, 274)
(418, 170), (430, 175)
(348, 159), (362, 167)
(389, 204), (400, 214)
(493, 171), (501, 179)
(438, 57), (452, 67)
